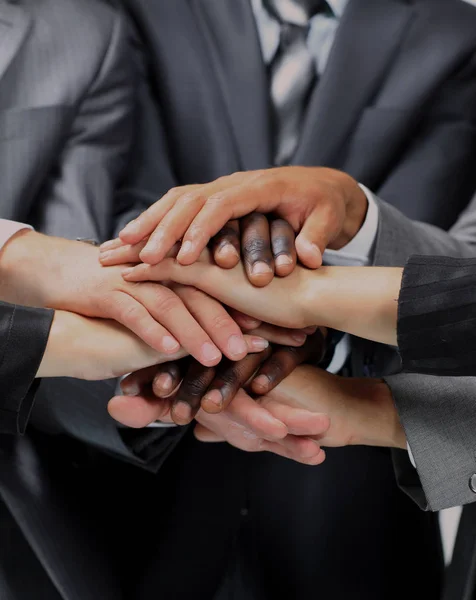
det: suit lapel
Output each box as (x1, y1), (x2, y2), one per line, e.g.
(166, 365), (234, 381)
(0, 1), (31, 83)
(293, 0), (415, 167)
(190, 0), (272, 170)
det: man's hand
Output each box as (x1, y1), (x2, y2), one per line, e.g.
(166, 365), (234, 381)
(101, 167), (367, 269)
(100, 213), (297, 288)
(259, 366), (407, 450)
(108, 368), (329, 466)
(141, 329), (326, 425)
(0, 231), (261, 366)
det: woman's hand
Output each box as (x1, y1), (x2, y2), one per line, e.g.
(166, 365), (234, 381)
(37, 311), (266, 381)
(122, 249), (315, 329)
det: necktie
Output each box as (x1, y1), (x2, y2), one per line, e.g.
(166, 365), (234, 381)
(265, 0), (330, 165)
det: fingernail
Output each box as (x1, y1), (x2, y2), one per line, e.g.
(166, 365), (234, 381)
(203, 389), (223, 410)
(251, 261), (273, 276)
(263, 413), (284, 428)
(201, 342), (221, 363)
(275, 254), (293, 267)
(120, 220), (140, 237)
(121, 383), (140, 396)
(99, 250), (111, 261)
(156, 373), (173, 393)
(217, 244), (239, 260)
(100, 239), (116, 251)
(248, 337), (269, 352)
(162, 336), (180, 353)
(122, 267), (133, 277)
(228, 335), (248, 358)
(253, 374), (270, 390)
(291, 332), (307, 344)
(242, 430), (258, 440)
(173, 401), (192, 423)
(179, 240), (193, 256)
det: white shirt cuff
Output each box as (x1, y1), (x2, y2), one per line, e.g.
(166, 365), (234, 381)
(323, 184), (378, 267)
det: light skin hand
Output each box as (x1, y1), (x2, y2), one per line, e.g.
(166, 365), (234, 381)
(37, 310), (185, 380)
(0, 231), (264, 366)
(258, 365), (407, 450)
(108, 369), (329, 465)
(123, 251), (403, 346)
(100, 167), (367, 269)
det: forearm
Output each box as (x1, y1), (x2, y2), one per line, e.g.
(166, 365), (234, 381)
(37, 311), (186, 380)
(303, 266), (403, 345)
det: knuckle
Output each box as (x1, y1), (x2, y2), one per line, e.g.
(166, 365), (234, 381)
(155, 290), (182, 314)
(271, 234), (293, 253)
(243, 238), (272, 262)
(209, 312), (234, 332)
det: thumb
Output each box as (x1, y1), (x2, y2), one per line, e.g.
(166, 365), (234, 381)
(295, 204), (345, 268)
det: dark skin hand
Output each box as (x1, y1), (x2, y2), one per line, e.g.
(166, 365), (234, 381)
(152, 329), (327, 425)
(100, 214), (297, 288)
(211, 215), (297, 287)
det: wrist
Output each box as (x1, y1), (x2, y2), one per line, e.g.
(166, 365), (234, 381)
(348, 378), (406, 449)
(0, 230), (51, 306)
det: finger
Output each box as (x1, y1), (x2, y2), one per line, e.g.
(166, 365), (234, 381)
(227, 309), (262, 331)
(119, 184), (201, 247)
(139, 178), (244, 264)
(172, 285), (251, 361)
(241, 212), (274, 287)
(193, 423), (225, 442)
(109, 292), (181, 355)
(246, 323), (308, 347)
(151, 362), (184, 398)
(99, 237), (124, 251)
(201, 348), (272, 414)
(130, 284), (222, 367)
(99, 239), (148, 267)
(271, 219), (296, 277)
(120, 365), (162, 396)
(223, 388), (288, 440)
(171, 361), (217, 425)
(108, 392), (174, 428)
(211, 220), (241, 269)
(260, 440), (326, 465)
(260, 398), (331, 437)
(175, 171), (284, 265)
(295, 202), (345, 269)
(250, 330), (326, 394)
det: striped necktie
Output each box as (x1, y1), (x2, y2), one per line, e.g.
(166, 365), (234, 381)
(265, 0), (331, 165)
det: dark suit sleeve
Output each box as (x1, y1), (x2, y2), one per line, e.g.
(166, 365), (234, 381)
(398, 255), (476, 376)
(0, 302), (53, 435)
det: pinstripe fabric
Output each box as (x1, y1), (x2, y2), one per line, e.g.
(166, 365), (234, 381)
(0, 0), (136, 241)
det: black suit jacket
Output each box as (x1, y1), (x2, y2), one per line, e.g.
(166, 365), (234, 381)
(3, 0), (476, 599)
(398, 255), (476, 376)
(0, 302), (53, 435)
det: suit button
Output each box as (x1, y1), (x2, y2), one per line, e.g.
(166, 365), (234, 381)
(469, 474), (476, 493)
